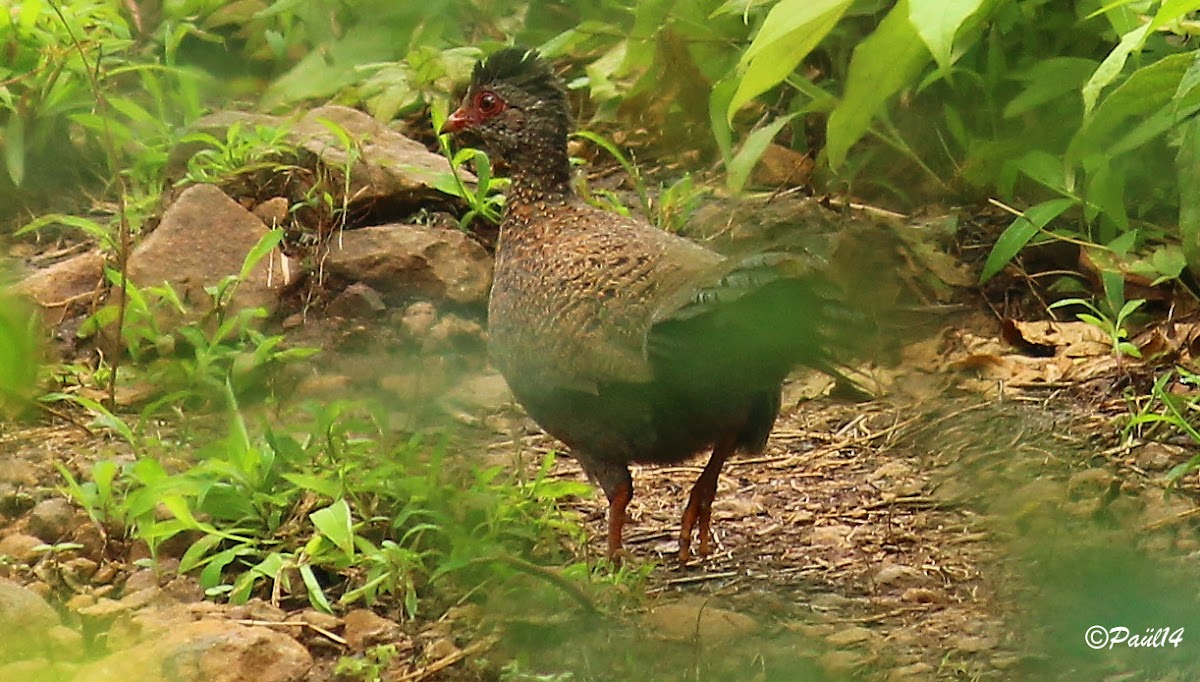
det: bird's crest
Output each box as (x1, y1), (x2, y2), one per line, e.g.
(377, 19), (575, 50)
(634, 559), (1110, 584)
(473, 47), (561, 99)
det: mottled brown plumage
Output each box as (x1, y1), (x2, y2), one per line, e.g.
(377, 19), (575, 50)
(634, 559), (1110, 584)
(444, 47), (862, 562)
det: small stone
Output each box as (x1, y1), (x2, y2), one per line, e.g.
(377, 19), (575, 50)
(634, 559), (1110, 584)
(1134, 442), (1177, 472)
(343, 609), (400, 652)
(296, 609), (343, 632)
(72, 619), (312, 682)
(643, 599), (758, 642)
(1066, 468), (1115, 499)
(27, 498), (76, 542)
(953, 635), (999, 652)
(874, 563), (927, 587)
(252, 197), (290, 227)
(400, 302), (438, 338)
(327, 283), (387, 319)
(889, 662), (934, 680)
(809, 524), (851, 546)
(900, 588), (943, 604)
(0, 534), (44, 563)
(817, 650), (865, 674)
(423, 636), (460, 661)
(62, 557), (98, 583)
(66, 594), (96, 613)
(0, 483), (34, 517)
(826, 626), (875, 646)
(123, 568), (161, 593)
(46, 625), (83, 657)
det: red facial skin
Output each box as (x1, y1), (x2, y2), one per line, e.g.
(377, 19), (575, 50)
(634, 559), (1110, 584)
(442, 90), (507, 133)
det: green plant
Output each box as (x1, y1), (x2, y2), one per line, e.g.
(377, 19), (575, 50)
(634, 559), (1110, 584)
(1126, 368), (1200, 483)
(334, 643), (400, 682)
(432, 102), (508, 228)
(177, 122), (298, 187)
(1048, 270), (1146, 359)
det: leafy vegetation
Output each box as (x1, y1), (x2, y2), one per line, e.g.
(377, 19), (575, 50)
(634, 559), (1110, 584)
(9, 3), (1200, 678)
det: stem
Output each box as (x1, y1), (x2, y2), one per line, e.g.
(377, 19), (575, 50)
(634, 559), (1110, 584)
(47, 1), (131, 408)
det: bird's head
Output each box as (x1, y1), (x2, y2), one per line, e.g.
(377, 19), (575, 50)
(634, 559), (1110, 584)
(441, 47), (569, 172)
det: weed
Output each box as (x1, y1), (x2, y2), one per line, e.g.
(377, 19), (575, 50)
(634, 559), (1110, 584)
(1048, 270), (1146, 359)
(431, 102), (508, 229)
(334, 643), (400, 682)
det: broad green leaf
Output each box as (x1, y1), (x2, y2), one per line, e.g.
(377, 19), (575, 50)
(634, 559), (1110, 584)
(1071, 51), (1194, 162)
(1177, 116), (1200, 280)
(726, 114), (796, 193)
(1150, 0), (1200, 31)
(979, 198), (1075, 283)
(1081, 22), (1152, 114)
(311, 499), (355, 557)
(1004, 58), (1097, 118)
(5, 115), (25, 186)
(908, 0), (986, 70)
(709, 77), (738, 166)
(826, 0), (931, 168)
(300, 564), (334, 613)
(727, 0), (852, 121)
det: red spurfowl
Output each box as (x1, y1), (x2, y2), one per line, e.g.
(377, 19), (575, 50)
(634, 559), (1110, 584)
(443, 47), (874, 562)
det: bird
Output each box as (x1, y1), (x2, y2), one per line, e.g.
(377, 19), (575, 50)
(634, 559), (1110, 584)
(442, 47), (874, 563)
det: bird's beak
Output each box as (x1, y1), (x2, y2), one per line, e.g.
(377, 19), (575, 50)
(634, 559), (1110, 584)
(440, 106), (473, 134)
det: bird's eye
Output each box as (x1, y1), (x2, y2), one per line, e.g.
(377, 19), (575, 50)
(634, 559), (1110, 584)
(476, 91), (505, 116)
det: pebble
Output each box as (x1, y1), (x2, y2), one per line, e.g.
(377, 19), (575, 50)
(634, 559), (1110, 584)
(27, 498), (75, 542)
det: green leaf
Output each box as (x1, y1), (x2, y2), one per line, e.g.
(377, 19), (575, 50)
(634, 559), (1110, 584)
(727, 0), (852, 121)
(300, 564), (334, 613)
(4, 115), (24, 186)
(311, 499), (355, 557)
(979, 198), (1075, 284)
(726, 114), (796, 194)
(1071, 51), (1194, 161)
(1004, 58), (1098, 119)
(908, 0), (986, 71)
(826, 0), (932, 168)
(1081, 22), (1152, 115)
(1177, 116), (1200, 280)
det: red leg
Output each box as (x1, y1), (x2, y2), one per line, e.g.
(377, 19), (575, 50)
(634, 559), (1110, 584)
(679, 433), (738, 563)
(606, 481), (632, 560)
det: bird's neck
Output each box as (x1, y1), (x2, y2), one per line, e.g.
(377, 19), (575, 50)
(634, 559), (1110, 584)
(502, 134), (572, 214)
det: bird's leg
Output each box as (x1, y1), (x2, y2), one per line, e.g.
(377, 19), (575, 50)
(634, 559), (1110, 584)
(585, 458), (634, 561)
(679, 433), (738, 563)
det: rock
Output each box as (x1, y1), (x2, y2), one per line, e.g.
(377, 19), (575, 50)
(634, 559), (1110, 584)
(0, 580), (63, 662)
(817, 650), (866, 675)
(323, 224), (491, 305)
(0, 483), (34, 516)
(442, 372), (513, 413)
(809, 524), (851, 547)
(46, 625), (84, 658)
(27, 497), (76, 542)
(0, 534), (43, 563)
(825, 626), (876, 646)
(127, 184), (298, 318)
(293, 105), (463, 205)
(889, 661), (934, 680)
(124, 568), (162, 593)
(873, 563), (928, 588)
(326, 283), (387, 319)
(1134, 442), (1178, 472)
(13, 250), (103, 318)
(900, 587), (943, 604)
(422, 636), (460, 661)
(643, 598), (758, 642)
(1066, 468), (1115, 499)
(180, 106), (468, 211)
(295, 609), (342, 632)
(251, 197), (289, 227)
(73, 619), (311, 682)
(343, 609), (400, 652)
(0, 458), (38, 486)
(952, 635), (999, 652)
(399, 301), (438, 338)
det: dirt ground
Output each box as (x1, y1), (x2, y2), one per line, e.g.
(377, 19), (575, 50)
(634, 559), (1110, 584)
(6, 313), (1200, 682)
